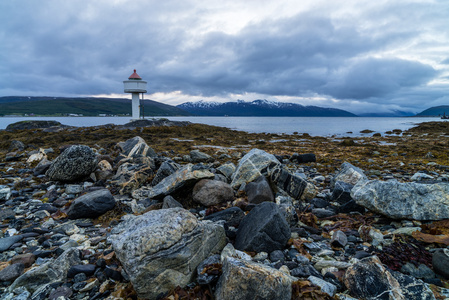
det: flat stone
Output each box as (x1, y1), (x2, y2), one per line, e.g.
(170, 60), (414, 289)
(203, 207), (245, 227)
(0, 235), (24, 252)
(0, 263), (25, 282)
(308, 275), (337, 297)
(67, 189), (116, 219)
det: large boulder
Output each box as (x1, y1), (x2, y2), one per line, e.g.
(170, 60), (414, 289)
(192, 179), (234, 206)
(117, 136), (156, 159)
(344, 256), (435, 300)
(270, 166), (316, 200)
(46, 145), (97, 182)
(109, 208), (226, 299)
(190, 150), (213, 163)
(351, 180), (449, 220)
(67, 189), (116, 219)
(234, 202), (290, 253)
(215, 256), (295, 300)
(231, 149), (280, 189)
(9, 248), (80, 293)
(6, 120), (63, 131)
(132, 164), (214, 200)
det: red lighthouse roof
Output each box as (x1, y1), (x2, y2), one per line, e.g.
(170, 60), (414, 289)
(128, 69), (142, 80)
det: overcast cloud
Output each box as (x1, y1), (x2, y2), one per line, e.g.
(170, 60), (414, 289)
(1, 0), (448, 114)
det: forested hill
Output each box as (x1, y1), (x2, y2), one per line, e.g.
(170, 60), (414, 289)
(0, 96), (191, 116)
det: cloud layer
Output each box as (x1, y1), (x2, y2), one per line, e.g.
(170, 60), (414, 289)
(1, 0), (449, 114)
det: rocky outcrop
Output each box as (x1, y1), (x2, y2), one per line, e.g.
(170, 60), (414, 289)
(6, 120), (63, 131)
(190, 150), (213, 163)
(67, 189), (116, 219)
(132, 164), (215, 200)
(109, 208), (226, 299)
(215, 256), (295, 300)
(234, 202), (291, 253)
(192, 179), (234, 206)
(231, 149), (280, 189)
(351, 179), (449, 220)
(344, 256), (435, 300)
(46, 145), (97, 182)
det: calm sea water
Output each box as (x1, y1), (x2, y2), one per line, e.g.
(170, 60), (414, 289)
(0, 116), (443, 137)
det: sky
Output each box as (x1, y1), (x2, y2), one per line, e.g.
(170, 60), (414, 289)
(1, 0), (449, 115)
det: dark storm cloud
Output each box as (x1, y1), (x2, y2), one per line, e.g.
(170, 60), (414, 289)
(0, 0), (448, 114)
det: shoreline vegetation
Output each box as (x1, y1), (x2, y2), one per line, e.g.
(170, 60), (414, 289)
(1, 119), (449, 299)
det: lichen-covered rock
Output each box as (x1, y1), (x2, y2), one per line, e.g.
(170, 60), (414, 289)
(109, 208), (226, 299)
(234, 202), (290, 253)
(192, 179), (234, 206)
(334, 162), (368, 186)
(45, 145), (97, 182)
(344, 256), (435, 300)
(132, 164), (214, 200)
(215, 256), (295, 300)
(67, 189), (116, 219)
(231, 149), (280, 189)
(351, 179), (449, 220)
(113, 157), (154, 194)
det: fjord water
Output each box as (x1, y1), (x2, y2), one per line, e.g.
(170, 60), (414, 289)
(0, 116), (443, 137)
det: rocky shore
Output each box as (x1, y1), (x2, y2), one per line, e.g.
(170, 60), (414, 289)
(1, 119), (449, 299)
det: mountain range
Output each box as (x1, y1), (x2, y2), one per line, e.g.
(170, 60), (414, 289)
(0, 96), (444, 117)
(177, 99), (357, 117)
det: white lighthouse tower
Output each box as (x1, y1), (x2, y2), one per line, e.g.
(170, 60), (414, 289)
(123, 69), (147, 120)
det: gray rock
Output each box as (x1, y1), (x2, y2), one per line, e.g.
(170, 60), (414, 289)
(0, 235), (24, 252)
(9, 248), (81, 293)
(235, 202), (291, 253)
(0, 185), (11, 201)
(231, 149), (280, 189)
(215, 256), (295, 300)
(332, 181), (354, 204)
(151, 160), (180, 186)
(109, 208), (226, 299)
(432, 249), (449, 279)
(217, 163), (236, 180)
(196, 254), (221, 285)
(0, 263), (25, 282)
(6, 120), (62, 131)
(334, 162), (368, 186)
(193, 179), (234, 207)
(351, 180), (449, 220)
(270, 166), (316, 200)
(308, 275), (337, 297)
(190, 150), (213, 163)
(132, 164), (215, 200)
(344, 256), (435, 300)
(411, 172), (434, 181)
(113, 158), (155, 194)
(245, 176), (274, 204)
(67, 189), (116, 219)
(117, 136), (156, 159)
(162, 195), (183, 209)
(331, 230), (348, 248)
(203, 207), (245, 227)
(45, 145), (97, 182)
(401, 262), (435, 280)
(9, 140), (25, 151)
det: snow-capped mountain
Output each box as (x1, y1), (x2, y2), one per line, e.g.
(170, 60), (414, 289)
(177, 100), (357, 117)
